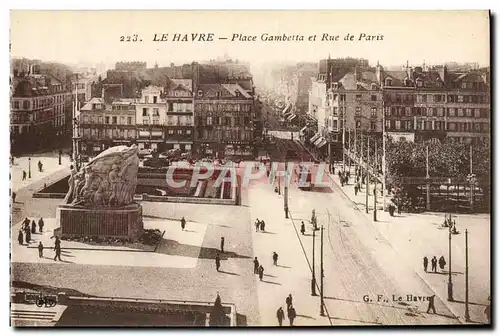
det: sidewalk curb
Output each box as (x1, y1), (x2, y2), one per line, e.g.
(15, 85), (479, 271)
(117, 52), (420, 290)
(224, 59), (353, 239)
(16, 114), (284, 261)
(26, 246), (155, 253)
(326, 165), (466, 324)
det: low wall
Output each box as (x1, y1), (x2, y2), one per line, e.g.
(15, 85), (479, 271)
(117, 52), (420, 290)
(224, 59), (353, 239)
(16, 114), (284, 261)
(10, 291), (237, 327)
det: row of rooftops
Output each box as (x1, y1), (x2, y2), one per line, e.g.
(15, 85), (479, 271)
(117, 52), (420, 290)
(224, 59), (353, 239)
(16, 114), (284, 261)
(82, 82), (253, 112)
(316, 59), (490, 91)
(11, 75), (68, 98)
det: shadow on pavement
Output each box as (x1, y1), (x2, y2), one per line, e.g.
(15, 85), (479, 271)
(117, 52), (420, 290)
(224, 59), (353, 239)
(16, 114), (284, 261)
(12, 280), (96, 297)
(310, 186), (333, 193)
(276, 265), (291, 269)
(296, 314), (314, 319)
(157, 238), (251, 260)
(453, 300), (488, 307)
(261, 231), (277, 234)
(219, 270), (240, 276)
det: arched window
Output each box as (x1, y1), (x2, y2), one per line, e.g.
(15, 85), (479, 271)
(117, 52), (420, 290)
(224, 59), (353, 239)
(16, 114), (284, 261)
(385, 78), (392, 86)
(371, 83), (377, 90)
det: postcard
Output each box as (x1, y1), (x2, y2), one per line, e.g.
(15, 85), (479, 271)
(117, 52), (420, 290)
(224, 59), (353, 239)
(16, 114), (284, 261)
(9, 10), (491, 327)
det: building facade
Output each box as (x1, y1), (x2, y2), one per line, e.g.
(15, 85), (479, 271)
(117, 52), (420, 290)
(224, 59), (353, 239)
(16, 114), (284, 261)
(194, 83), (255, 158)
(307, 59), (490, 163)
(79, 97), (137, 156)
(135, 85), (167, 152)
(164, 79), (195, 152)
(10, 71), (72, 153)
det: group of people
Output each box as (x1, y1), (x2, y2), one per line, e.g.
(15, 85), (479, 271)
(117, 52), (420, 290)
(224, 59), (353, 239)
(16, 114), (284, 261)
(338, 170), (350, 187)
(423, 256), (447, 273)
(18, 217), (63, 261)
(276, 294), (297, 326)
(18, 217), (44, 245)
(255, 218), (266, 232)
(253, 257), (265, 281)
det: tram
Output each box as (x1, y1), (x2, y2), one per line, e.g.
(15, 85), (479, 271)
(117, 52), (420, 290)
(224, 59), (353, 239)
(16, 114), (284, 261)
(295, 164), (313, 190)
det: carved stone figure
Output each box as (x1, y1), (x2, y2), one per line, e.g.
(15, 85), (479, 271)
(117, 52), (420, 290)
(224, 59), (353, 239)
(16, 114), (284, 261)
(67, 145), (139, 208)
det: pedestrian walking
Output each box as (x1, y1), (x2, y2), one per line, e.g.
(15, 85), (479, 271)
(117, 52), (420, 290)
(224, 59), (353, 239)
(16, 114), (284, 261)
(260, 220), (265, 232)
(31, 220), (36, 234)
(255, 219), (260, 232)
(12, 192), (16, 203)
(423, 256), (429, 273)
(220, 237), (225, 253)
(38, 242), (44, 258)
(273, 252), (278, 266)
(53, 244), (62, 261)
(258, 265), (264, 281)
(354, 184), (358, 196)
(300, 221), (305, 235)
(22, 170), (27, 180)
(215, 253), (221, 272)
(426, 295), (437, 314)
(38, 160), (43, 172)
(438, 256), (446, 272)
(287, 305), (297, 326)
(253, 257), (259, 274)
(38, 218), (44, 233)
(286, 294), (293, 310)
(431, 256), (438, 273)
(180, 217), (186, 231)
(17, 230), (23, 245)
(25, 229), (31, 244)
(276, 307), (285, 326)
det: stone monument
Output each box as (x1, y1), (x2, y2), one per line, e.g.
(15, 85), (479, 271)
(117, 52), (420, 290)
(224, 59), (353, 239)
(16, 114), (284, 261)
(57, 145), (143, 241)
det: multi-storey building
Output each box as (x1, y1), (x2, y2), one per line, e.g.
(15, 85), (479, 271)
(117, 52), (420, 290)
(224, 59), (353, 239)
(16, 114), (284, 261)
(307, 59), (490, 163)
(10, 69), (72, 153)
(135, 85), (167, 152)
(71, 73), (97, 109)
(380, 63), (490, 144)
(194, 83), (255, 158)
(164, 79), (195, 152)
(79, 97), (137, 156)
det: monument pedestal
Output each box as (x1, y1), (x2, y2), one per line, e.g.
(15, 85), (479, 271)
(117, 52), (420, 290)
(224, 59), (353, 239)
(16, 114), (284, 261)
(56, 203), (143, 241)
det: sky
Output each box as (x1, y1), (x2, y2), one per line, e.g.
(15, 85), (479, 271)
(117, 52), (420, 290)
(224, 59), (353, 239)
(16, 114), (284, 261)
(10, 10), (490, 69)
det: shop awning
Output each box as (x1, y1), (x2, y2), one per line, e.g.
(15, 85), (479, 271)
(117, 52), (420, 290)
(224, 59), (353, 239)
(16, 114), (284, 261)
(309, 133), (321, 143)
(313, 136), (324, 146)
(287, 114), (297, 122)
(316, 138), (328, 148)
(300, 126), (307, 135)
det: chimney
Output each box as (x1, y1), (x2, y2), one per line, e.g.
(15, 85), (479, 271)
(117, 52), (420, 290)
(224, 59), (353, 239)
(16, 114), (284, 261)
(170, 63), (175, 68)
(438, 65), (447, 83)
(375, 61), (383, 85)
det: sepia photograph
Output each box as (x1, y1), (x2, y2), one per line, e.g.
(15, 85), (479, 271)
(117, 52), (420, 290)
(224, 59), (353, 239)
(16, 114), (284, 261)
(8, 10), (491, 327)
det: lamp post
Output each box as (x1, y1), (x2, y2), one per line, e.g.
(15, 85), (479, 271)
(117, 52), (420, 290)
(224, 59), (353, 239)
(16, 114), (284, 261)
(464, 229), (470, 321)
(373, 140), (377, 222)
(28, 157), (31, 178)
(284, 159), (289, 219)
(426, 145), (431, 211)
(447, 221), (454, 301)
(311, 228), (317, 296)
(365, 135), (369, 214)
(58, 149), (62, 165)
(320, 225), (325, 316)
